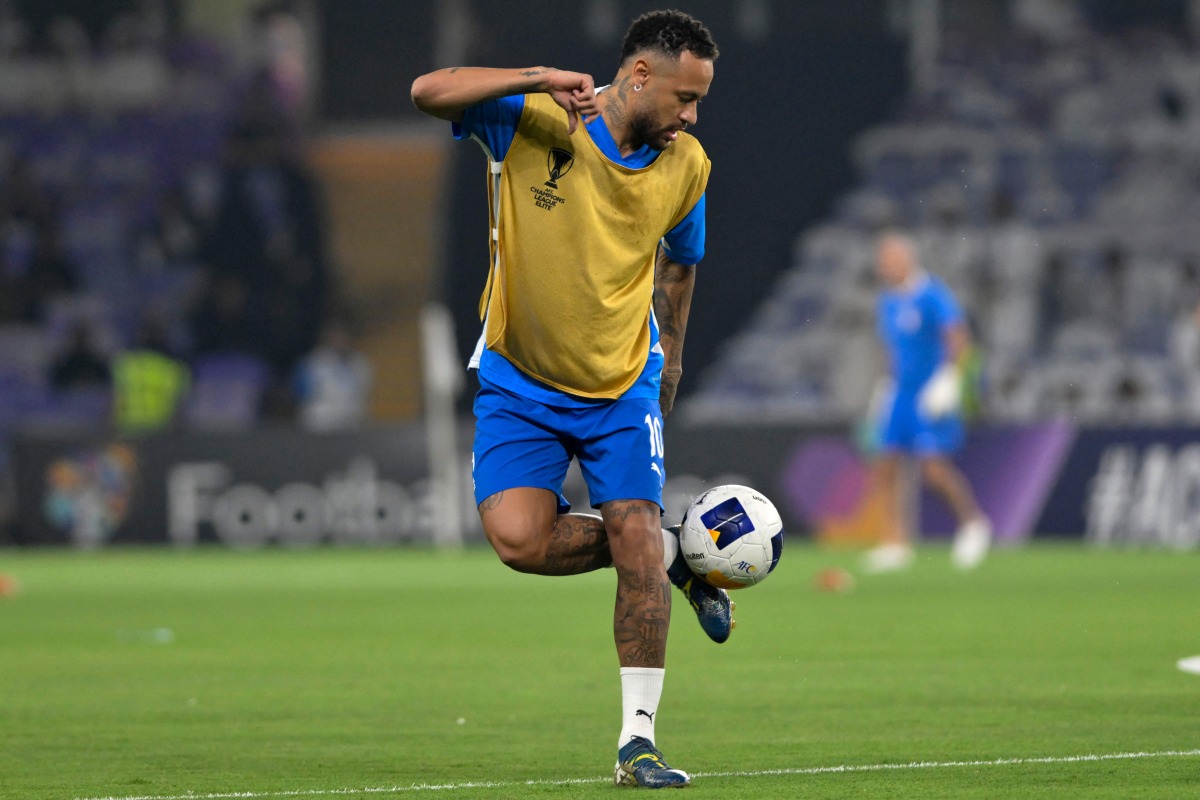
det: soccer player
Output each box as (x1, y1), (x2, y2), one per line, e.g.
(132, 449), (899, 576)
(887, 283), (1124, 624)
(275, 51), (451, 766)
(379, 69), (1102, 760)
(411, 10), (726, 789)
(864, 231), (993, 573)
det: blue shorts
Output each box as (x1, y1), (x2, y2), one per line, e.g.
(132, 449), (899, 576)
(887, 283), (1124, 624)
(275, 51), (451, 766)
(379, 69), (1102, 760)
(472, 378), (666, 513)
(879, 387), (963, 457)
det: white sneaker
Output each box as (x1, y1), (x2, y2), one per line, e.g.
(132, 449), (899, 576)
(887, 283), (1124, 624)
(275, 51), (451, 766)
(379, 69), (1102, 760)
(952, 518), (992, 570)
(862, 543), (914, 574)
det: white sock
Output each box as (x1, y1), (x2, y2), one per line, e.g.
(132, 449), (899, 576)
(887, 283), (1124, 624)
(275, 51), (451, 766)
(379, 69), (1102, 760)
(618, 667), (664, 748)
(661, 527), (679, 571)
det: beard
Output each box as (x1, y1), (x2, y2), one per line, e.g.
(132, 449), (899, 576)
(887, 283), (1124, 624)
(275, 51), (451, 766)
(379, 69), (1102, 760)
(628, 106), (674, 151)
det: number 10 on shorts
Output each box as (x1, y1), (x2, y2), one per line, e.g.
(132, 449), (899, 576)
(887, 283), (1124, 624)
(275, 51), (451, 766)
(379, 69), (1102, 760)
(645, 414), (664, 458)
(644, 412), (665, 486)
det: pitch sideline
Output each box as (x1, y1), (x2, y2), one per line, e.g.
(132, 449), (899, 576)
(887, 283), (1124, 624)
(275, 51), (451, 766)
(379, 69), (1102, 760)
(74, 748), (1200, 800)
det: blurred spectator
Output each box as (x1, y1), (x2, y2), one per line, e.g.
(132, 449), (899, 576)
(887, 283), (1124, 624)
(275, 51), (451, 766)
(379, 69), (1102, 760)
(1, 217), (36, 283)
(0, 264), (30, 323)
(294, 321), (372, 432)
(260, 275), (315, 371)
(1013, 0), (1086, 43)
(135, 187), (202, 270)
(1100, 244), (1128, 332)
(0, 4), (27, 59)
(1171, 301), (1200, 371)
(201, 167), (269, 279)
(111, 315), (190, 435)
(90, 12), (169, 111)
(0, 156), (53, 227)
(190, 272), (263, 355)
(1, 222), (77, 324)
(226, 73), (296, 167)
(23, 226), (79, 317)
(983, 189), (1041, 357)
(1172, 300), (1200, 419)
(253, 1), (310, 121)
(1039, 249), (1072, 346)
(50, 321), (110, 392)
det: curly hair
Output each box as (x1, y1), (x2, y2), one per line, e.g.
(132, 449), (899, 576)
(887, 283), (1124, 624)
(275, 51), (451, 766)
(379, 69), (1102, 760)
(620, 10), (719, 65)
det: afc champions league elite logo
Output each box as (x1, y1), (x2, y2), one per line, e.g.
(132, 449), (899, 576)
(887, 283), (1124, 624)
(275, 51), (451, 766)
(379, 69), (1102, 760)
(43, 443), (138, 548)
(531, 147), (572, 211)
(545, 147), (574, 188)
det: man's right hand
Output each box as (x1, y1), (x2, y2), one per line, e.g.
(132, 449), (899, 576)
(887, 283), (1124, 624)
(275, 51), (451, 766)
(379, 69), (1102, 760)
(543, 70), (599, 134)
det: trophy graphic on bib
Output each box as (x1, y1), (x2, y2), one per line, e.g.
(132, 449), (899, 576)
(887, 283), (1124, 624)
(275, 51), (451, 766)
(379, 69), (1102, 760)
(545, 148), (574, 189)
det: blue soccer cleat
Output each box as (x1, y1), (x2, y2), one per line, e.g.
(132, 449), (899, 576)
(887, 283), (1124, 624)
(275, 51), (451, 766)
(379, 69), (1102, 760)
(614, 736), (691, 789)
(665, 525), (734, 644)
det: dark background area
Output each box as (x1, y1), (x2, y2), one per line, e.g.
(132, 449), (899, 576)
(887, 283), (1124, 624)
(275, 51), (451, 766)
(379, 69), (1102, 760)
(317, 0), (438, 123)
(15, 0), (144, 43)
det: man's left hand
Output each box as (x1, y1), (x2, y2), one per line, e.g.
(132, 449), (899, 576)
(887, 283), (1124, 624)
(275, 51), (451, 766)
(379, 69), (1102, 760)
(659, 367), (682, 418)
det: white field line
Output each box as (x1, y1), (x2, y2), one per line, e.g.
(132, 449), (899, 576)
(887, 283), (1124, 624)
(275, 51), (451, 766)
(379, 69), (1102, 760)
(74, 748), (1200, 800)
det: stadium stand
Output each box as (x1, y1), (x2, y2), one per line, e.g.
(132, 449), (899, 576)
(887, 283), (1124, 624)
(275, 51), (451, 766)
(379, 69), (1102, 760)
(685, 14), (1200, 426)
(0, 4), (329, 451)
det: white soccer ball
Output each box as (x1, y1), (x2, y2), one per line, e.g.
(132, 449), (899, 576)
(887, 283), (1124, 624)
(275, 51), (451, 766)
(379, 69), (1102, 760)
(679, 484), (784, 590)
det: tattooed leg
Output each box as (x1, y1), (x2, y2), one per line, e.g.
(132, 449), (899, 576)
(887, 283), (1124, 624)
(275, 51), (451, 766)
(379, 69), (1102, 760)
(544, 513), (613, 574)
(478, 487), (612, 575)
(604, 499), (671, 668)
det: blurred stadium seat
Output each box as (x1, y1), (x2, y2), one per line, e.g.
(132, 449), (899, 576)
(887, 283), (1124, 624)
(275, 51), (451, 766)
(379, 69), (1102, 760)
(687, 16), (1200, 426)
(185, 352), (270, 431)
(0, 2), (328, 450)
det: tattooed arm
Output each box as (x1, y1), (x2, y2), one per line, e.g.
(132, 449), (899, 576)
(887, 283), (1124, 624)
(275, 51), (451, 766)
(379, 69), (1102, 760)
(653, 248), (697, 419)
(410, 67), (599, 133)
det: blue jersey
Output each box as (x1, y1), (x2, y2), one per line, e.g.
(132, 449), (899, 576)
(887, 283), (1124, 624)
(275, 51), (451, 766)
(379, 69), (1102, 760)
(877, 275), (963, 392)
(453, 93), (707, 408)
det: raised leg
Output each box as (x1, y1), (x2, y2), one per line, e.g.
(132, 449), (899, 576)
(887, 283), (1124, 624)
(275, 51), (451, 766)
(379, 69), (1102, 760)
(478, 487), (612, 575)
(479, 488), (730, 642)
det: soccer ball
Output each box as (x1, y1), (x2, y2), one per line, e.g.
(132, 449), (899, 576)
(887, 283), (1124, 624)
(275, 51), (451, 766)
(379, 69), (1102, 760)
(679, 484), (784, 590)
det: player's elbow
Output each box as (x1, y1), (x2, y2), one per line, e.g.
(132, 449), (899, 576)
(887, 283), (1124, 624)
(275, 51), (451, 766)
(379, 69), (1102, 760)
(410, 74), (436, 114)
(410, 74), (464, 123)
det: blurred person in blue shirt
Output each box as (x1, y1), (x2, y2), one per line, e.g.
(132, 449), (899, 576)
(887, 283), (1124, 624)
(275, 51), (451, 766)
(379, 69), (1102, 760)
(294, 320), (372, 432)
(864, 231), (991, 573)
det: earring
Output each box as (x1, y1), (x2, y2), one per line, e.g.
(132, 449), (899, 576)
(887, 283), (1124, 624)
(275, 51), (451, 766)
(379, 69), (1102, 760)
(634, 84), (642, 92)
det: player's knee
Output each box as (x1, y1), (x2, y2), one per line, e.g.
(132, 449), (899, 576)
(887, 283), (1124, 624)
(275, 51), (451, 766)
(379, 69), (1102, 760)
(491, 538), (544, 573)
(603, 509), (663, 566)
(606, 516), (659, 543)
(481, 517), (549, 573)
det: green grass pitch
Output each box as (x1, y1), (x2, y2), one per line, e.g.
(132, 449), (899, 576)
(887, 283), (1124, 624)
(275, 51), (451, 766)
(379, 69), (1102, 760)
(1, 543), (1197, 799)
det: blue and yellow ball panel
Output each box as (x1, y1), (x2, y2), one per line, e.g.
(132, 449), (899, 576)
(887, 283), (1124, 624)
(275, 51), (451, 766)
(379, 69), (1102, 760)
(700, 496), (756, 550)
(705, 569), (749, 590)
(768, 531), (784, 574)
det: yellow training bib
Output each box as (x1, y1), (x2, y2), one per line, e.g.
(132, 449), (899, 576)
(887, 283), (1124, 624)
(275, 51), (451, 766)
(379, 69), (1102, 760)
(480, 92), (709, 399)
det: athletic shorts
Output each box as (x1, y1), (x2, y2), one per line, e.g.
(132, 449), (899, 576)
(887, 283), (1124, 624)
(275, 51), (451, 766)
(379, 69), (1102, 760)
(472, 377), (666, 513)
(879, 387), (964, 457)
